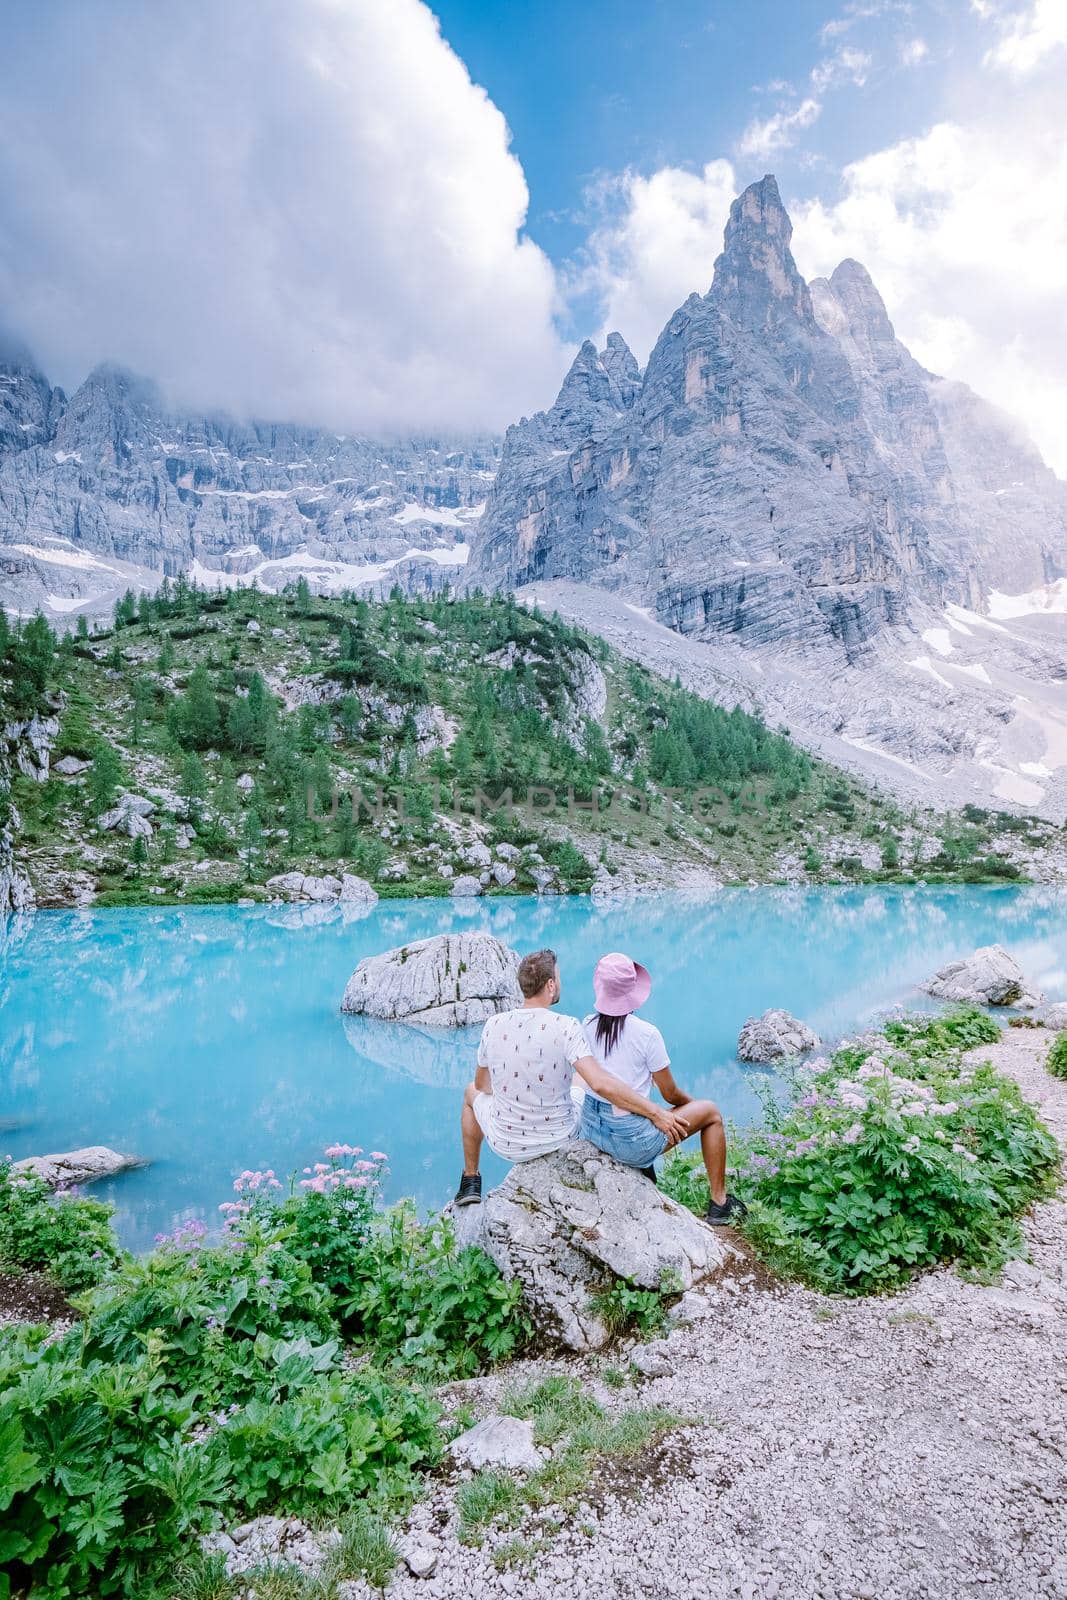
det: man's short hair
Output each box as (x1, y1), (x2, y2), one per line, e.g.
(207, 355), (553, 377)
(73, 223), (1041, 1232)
(517, 948), (558, 999)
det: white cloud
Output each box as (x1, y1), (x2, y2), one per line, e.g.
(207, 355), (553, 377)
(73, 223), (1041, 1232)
(738, 99), (822, 160)
(811, 46), (873, 91)
(899, 37), (929, 65)
(0, 0), (567, 436)
(981, 0), (1067, 73)
(577, 161), (739, 361)
(790, 115), (1067, 473)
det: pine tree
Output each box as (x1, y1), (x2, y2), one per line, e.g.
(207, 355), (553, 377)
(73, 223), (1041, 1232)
(130, 832), (149, 872)
(88, 740), (123, 813)
(131, 676), (154, 746)
(169, 664), (221, 749)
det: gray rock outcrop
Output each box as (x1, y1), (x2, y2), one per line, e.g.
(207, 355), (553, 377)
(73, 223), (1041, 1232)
(340, 931), (521, 1027)
(13, 1145), (146, 1188)
(448, 1140), (730, 1351)
(466, 173), (1067, 672)
(0, 350), (500, 618)
(738, 1009), (821, 1062)
(922, 944), (1042, 1008)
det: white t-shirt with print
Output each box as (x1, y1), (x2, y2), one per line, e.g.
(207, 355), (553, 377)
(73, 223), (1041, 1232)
(581, 1013), (670, 1116)
(476, 1007), (589, 1161)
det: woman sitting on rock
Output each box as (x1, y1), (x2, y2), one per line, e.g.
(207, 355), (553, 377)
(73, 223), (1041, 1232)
(579, 952), (746, 1226)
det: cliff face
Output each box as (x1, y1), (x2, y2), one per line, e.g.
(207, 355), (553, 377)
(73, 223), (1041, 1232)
(467, 176), (1067, 662)
(0, 360), (499, 617)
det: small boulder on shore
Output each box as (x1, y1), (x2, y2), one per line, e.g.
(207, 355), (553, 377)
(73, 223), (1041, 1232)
(266, 871), (377, 906)
(340, 931), (520, 1027)
(738, 1009), (820, 1062)
(12, 1146), (146, 1190)
(922, 944), (1042, 1008)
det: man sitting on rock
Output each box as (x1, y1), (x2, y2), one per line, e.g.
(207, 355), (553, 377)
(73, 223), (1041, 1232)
(455, 947), (690, 1205)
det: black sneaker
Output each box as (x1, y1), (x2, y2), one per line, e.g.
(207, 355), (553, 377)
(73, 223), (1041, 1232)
(639, 1166), (658, 1186)
(705, 1193), (747, 1227)
(454, 1173), (483, 1207)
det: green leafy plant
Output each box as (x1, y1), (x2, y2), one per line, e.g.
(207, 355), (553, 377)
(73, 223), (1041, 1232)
(588, 1268), (681, 1338)
(0, 1161), (124, 1291)
(1046, 1031), (1067, 1080)
(663, 1006), (1056, 1295)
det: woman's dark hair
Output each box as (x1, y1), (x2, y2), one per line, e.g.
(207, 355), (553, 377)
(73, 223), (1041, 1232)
(594, 1012), (627, 1056)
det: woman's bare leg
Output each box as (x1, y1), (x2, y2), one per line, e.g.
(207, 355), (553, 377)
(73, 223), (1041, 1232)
(675, 1099), (727, 1206)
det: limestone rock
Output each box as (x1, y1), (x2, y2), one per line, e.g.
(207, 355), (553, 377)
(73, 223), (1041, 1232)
(400, 1534), (439, 1579)
(13, 1145), (146, 1189)
(451, 873), (482, 898)
(450, 1415), (542, 1472)
(630, 1341), (673, 1378)
(53, 754), (89, 776)
(236, 773), (255, 792)
(340, 931), (521, 1027)
(265, 870), (378, 906)
(339, 872), (378, 905)
(97, 792), (154, 838)
(492, 863), (515, 887)
(738, 1009), (821, 1062)
(447, 1140), (729, 1351)
(922, 944), (1042, 1008)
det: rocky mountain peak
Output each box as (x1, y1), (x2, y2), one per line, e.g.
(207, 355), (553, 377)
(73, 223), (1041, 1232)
(827, 258), (896, 345)
(599, 331), (641, 407)
(52, 362), (164, 464)
(0, 330), (64, 457)
(708, 173), (811, 330)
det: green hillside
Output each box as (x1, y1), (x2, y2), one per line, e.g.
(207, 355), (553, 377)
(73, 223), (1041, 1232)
(0, 581), (1048, 907)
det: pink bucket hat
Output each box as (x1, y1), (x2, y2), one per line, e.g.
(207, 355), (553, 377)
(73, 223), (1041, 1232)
(593, 952), (652, 1017)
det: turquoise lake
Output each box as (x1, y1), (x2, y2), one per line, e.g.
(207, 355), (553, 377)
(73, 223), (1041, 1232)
(3, 886), (1067, 1250)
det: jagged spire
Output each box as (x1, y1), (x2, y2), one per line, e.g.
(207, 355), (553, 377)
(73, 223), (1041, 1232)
(708, 173), (812, 331)
(599, 332), (641, 407)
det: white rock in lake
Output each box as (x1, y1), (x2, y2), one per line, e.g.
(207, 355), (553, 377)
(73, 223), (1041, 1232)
(339, 873), (377, 904)
(922, 944), (1042, 1008)
(737, 1009), (821, 1062)
(451, 1415), (542, 1472)
(13, 1145), (146, 1189)
(448, 1140), (731, 1351)
(340, 931), (520, 1027)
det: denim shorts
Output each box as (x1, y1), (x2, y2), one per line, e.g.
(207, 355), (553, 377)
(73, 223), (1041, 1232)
(579, 1095), (668, 1167)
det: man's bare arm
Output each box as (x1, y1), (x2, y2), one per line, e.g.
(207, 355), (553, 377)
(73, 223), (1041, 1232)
(575, 1055), (690, 1146)
(474, 1064), (491, 1095)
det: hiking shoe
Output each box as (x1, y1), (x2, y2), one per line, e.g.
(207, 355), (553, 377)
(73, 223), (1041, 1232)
(639, 1165), (658, 1186)
(705, 1193), (747, 1226)
(454, 1173), (482, 1207)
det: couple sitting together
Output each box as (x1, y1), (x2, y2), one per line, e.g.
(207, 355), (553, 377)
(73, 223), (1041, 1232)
(455, 946), (745, 1226)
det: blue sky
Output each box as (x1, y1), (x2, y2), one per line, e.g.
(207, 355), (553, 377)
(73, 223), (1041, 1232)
(433, 0), (968, 266)
(0, 1), (1064, 465)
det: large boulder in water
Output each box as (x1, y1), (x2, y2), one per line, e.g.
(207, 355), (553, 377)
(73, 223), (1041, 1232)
(12, 1146), (146, 1190)
(921, 944), (1042, 1008)
(340, 931), (521, 1027)
(448, 1140), (732, 1351)
(738, 1009), (820, 1062)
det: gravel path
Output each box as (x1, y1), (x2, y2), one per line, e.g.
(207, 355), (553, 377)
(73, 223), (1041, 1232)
(380, 1025), (1067, 1600)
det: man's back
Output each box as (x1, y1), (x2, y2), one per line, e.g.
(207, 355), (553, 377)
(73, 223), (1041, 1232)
(476, 1006), (588, 1160)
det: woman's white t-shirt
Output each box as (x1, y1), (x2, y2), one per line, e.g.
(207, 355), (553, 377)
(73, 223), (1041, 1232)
(476, 1007), (589, 1160)
(581, 1013), (670, 1116)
